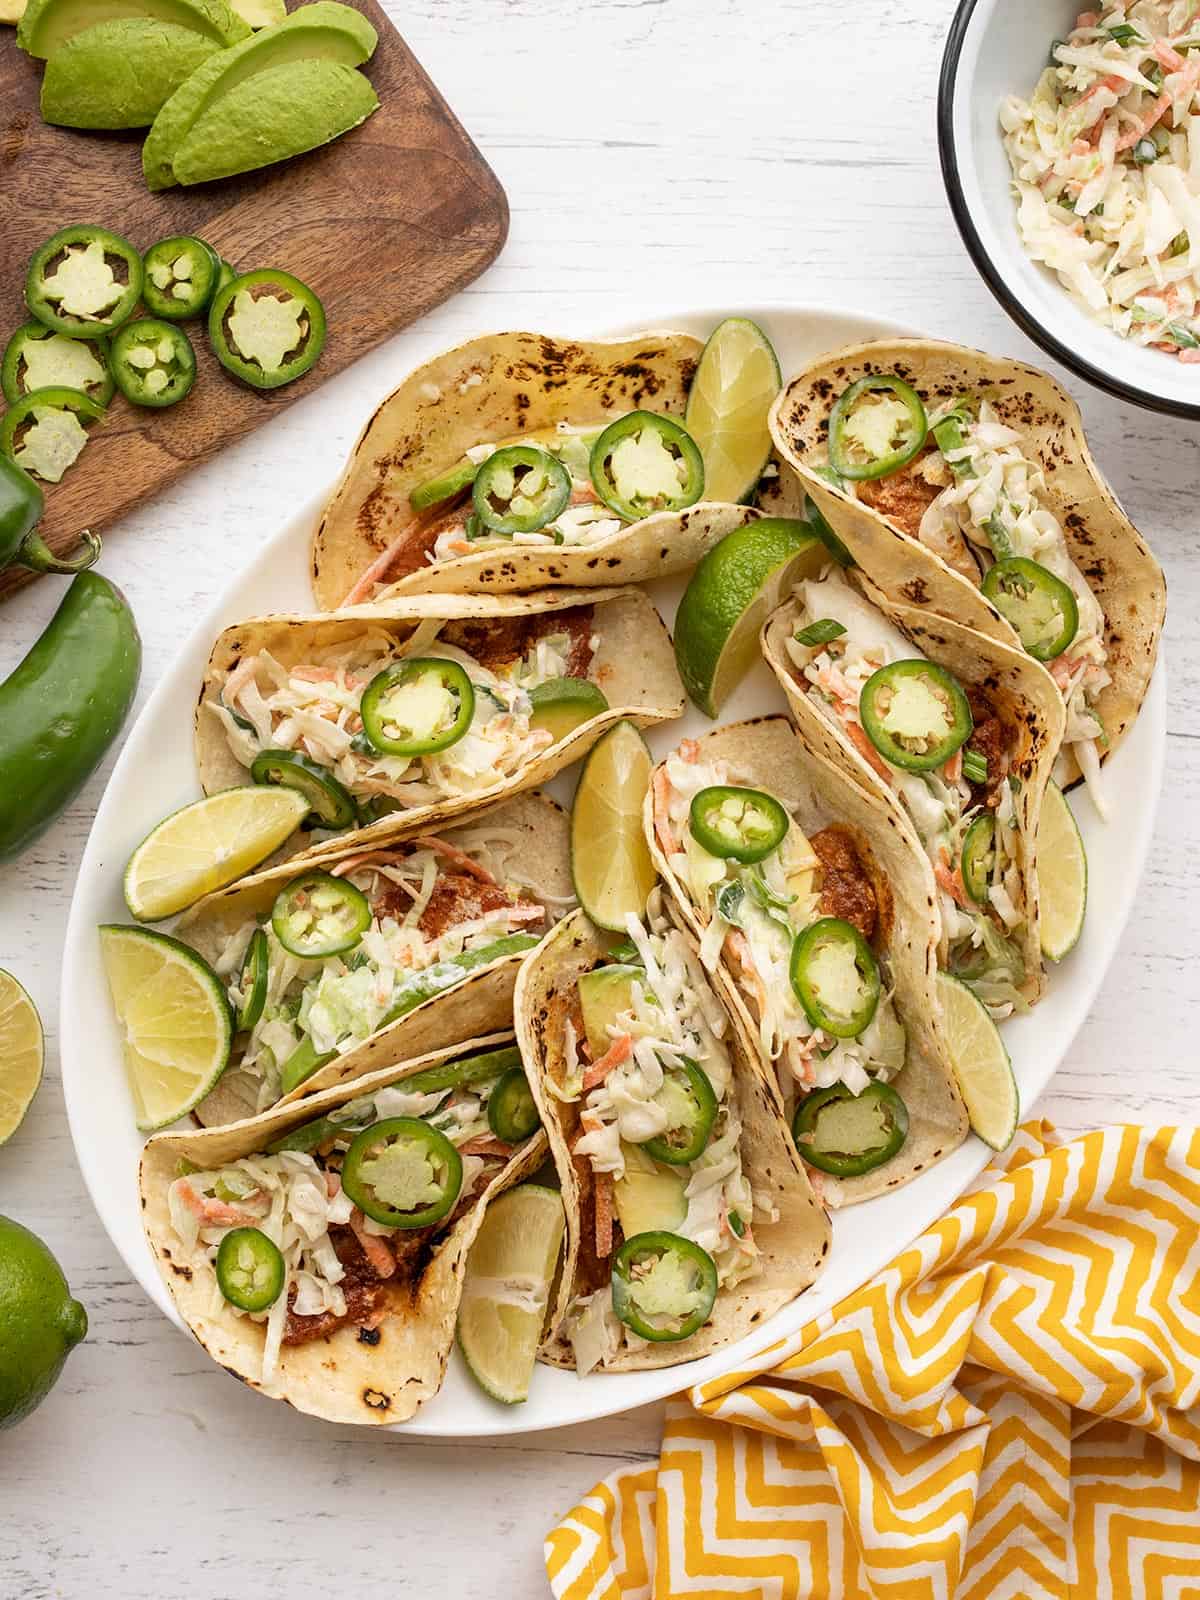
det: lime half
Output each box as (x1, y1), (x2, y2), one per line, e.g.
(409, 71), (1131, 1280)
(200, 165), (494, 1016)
(458, 1184), (565, 1404)
(674, 516), (825, 717)
(124, 786), (308, 922)
(99, 926), (232, 1132)
(935, 971), (1018, 1151)
(685, 318), (781, 503)
(1038, 781), (1087, 962)
(0, 973), (44, 1146)
(571, 721), (657, 931)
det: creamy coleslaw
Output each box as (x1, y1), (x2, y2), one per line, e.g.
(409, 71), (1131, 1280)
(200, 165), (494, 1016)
(1001, 2), (1200, 357)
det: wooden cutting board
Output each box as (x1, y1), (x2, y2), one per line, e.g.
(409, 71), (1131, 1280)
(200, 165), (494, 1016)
(0, 1), (508, 599)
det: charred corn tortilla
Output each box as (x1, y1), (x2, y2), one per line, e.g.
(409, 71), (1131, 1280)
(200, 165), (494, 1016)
(762, 570), (1066, 1009)
(769, 338), (1165, 786)
(195, 587), (684, 857)
(141, 1031), (546, 1427)
(515, 909), (831, 1370)
(645, 717), (969, 1207)
(177, 792), (571, 1127)
(311, 330), (759, 605)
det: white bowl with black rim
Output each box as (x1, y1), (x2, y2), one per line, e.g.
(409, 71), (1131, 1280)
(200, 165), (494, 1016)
(939, 0), (1200, 418)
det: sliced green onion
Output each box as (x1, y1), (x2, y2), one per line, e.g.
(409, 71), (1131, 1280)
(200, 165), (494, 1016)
(1106, 22), (1145, 44)
(793, 618), (846, 648)
(727, 1210), (745, 1238)
(1133, 138), (1159, 164)
(1170, 231), (1190, 258)
(962, 750), (989, 785)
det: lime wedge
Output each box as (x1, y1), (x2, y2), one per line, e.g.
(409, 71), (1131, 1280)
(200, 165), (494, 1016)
(674, 517), (825, 716)
(458, 1183), (565, 1404)
(935, 971), (1018, 1151)
(1038, 781), (1087, 962)
(571, 720), (656, 930)
(0, 972), (44, 1146)
(99, 926), (232, 1132)
(123, 786), (308, 922)
(685, 318), (782, 503)
(529, 677), (609, 743)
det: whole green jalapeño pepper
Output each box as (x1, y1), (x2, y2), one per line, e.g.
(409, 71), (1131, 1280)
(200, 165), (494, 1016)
(472, 444), (572, 535)
(981, 557), (1079, 662)
(690, 785), (789, 864)
(0, 455), (100, 577)
(858, 659), (973, 773)
(0, 572), (140, 862)
(25, 225), (144, 340)
(360, 658), (474, 757)
(271, 871), (370, 959)
(250, 748), (357, 830)
(340, 1117), (464, 1229)
(792, 1081), (909, 1177)
(828, 374), (928, 482)
(643, 1057), (718, 1166)
(789, 917), (881, 1038)
(611, 1231), (719, 1342)
(208, 269), (326, 390)
(589, 412), (705, 521)
(215, 1226), (284, 1312)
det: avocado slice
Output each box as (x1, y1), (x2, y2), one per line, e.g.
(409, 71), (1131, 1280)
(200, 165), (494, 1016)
(231, 0), (283, 24)
(171, 58), (378, 186)
(41, 19), (222, 128)
(578, 964), (651, 1062)
(613, 1144), (687, 1237)
(142, 1), (377, 190)
(18, 0), (247, 58)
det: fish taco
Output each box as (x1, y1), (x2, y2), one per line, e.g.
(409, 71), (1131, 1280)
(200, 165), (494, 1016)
(311, 330), (761, 605)
(769, 339), (1165, 807)
(645, 717), (969, 1205)
(515, 905), (831, 1372)
(196, 587), (684, 855)
(762, 563), (1066, 1018)
(175, 793), (573, 1127)
(141, 1032), (549, 1426)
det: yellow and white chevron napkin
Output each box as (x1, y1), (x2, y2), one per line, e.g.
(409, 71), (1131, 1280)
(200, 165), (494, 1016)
(546, 1123), (1200, 1600)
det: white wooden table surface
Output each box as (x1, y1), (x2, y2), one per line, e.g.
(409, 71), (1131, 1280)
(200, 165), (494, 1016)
(2, 3), (1197, 1595)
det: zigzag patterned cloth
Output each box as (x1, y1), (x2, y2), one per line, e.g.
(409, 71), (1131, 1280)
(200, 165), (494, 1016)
(546, 1123), (1200, 1599)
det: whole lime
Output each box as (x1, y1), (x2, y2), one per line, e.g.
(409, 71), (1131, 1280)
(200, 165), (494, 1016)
(0, 1215), (87, 1430)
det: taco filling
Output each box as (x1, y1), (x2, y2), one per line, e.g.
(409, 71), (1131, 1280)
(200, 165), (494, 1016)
(828, 384), (1111, 805)
(206, 608), (600, 824)
(785, 570), (1033, 1018)
(650, 739), (910, 1141)
(341, 413), (703, 606)
(163, 1043), (537, 1382)
(556, 902), (765, 1373)
(207, 827), (555, 1111)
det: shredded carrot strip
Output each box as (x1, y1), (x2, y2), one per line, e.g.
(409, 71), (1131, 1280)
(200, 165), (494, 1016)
(846, 720), (895, 782)
(582, 1034), (633, 1093)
